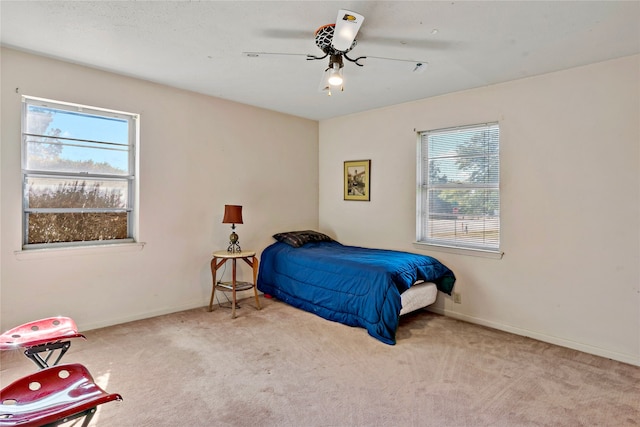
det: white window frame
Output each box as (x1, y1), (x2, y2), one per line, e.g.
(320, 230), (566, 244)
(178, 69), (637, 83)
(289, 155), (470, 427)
(416, 122), (501, 256)
(21, 96), (139, 250)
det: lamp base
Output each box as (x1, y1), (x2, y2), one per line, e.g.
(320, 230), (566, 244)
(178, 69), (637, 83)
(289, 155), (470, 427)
(227, 231), (242, 252)
(227, 242), (242, 253)
(227, 229), (241, 252)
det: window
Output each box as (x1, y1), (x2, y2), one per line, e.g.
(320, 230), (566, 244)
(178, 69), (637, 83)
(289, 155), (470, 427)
(22, 96), (138, 249)
(417, 122), (500, 252)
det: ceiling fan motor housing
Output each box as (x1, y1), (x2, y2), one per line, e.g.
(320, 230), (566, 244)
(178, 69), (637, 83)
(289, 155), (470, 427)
(315, 24), (356, 55)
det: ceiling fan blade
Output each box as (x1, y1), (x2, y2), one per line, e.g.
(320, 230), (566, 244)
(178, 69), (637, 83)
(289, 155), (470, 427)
(260, 29), (313, 40)
(243, 52), (311, 59)
(359, 56), (429, 73)
(364, 55), (428, 64)
(318, 68), (331, 93)
(331, 9), (364, 52)
(356, 34), (459, 51)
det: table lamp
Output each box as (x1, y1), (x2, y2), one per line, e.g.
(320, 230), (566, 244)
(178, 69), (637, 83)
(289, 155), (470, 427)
(222, 205), (243, 253)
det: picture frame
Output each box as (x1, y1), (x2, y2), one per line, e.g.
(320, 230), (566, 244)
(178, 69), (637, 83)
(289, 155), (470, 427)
(344, 160), (371, 201)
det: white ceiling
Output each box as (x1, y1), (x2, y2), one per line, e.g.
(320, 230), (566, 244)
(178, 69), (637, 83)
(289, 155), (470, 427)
(1, 1), (639, 121)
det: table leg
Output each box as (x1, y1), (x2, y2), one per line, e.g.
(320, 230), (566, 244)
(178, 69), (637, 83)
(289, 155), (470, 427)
(209, 258), (218, 312)
(231, 258), (237, 319)
(252, 256), (261, 310)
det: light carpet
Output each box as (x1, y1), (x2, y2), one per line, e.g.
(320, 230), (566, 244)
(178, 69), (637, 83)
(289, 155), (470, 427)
(1, 296), (639, 426)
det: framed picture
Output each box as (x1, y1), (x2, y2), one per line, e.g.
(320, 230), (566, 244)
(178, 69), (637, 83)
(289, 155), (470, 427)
(344, 160), (371, 201)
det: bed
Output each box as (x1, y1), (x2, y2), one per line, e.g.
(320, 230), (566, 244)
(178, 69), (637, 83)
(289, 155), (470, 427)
(256, 231), (456, 345)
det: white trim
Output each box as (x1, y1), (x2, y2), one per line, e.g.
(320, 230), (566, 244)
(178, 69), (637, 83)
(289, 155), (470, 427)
(428, 306), (639, 367)
(14, 242), (145, 260)
(21, 95), (139, 247)
(23, 94), (138, 119)
(413, 241), (504, 259)
(416, 122), (501, 253)
(77, 299), (205, 332)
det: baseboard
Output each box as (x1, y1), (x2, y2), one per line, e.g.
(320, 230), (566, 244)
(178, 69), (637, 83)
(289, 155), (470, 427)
(428, 307), (639, 367)
(79, 299), (206, 332)
(79, 301), (639, 367)
(79, 291), (260, 332)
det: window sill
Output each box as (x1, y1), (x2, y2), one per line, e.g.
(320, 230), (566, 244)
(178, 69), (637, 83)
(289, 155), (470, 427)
(14, 242), (146, 260)
(412, 242), (504, 259)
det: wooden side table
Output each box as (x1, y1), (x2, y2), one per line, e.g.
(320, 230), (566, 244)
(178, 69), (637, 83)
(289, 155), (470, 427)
(209, 250), (261, 318)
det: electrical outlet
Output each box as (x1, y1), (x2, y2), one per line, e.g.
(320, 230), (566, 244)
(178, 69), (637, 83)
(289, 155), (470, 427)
(453, 292), (462, 304)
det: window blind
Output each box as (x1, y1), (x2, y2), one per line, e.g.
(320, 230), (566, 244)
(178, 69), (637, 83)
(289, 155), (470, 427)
(418, 122), (500, 251)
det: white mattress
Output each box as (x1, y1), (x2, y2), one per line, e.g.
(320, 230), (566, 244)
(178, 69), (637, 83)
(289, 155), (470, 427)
(399, 281), (438, 316)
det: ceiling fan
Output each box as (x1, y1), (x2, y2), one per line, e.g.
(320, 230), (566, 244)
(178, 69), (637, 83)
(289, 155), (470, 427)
(243, 9), (429, 95)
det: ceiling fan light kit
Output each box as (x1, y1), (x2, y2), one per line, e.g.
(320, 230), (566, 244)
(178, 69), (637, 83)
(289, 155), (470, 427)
(246, 8), (429, 96)
(326, 54), (344, 87)
(319, 68), (344, 96)
(328, 66), (343, 86)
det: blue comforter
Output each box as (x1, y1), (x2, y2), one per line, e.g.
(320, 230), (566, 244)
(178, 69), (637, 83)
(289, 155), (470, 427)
(257, 241), (456, 345)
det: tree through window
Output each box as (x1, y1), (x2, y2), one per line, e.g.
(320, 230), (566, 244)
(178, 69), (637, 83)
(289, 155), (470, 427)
(417, 123), (500, 251)
(22, 96), (138, 248)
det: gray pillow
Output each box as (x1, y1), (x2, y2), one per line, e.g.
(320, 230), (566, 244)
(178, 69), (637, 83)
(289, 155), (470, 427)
(273, 230), (335, 248)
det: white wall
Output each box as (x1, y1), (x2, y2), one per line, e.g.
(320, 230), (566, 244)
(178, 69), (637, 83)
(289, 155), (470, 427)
(2, 48), (638, 367)
(319, 55), (640, 366)
(1, 48), (319, 332)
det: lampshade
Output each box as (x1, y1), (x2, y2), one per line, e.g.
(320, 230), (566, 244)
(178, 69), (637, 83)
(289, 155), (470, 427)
(222, 205), (243, 224)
